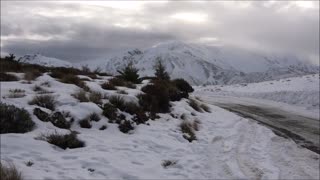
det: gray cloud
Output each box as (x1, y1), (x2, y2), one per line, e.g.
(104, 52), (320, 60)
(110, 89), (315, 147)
(1, 1), (319, 63)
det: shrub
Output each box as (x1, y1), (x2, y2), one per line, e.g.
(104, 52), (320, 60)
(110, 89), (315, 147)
(161, 160), (177, 168)
(118, 120), (134, 133)
(117, 62), (141, 84)
(200, 104), (211, 113)
(99, 125), (107, 130)
(0, 103), (35, 134)
(79, 119), (92, 128)
(50, 112), (71, 129)
(101, 82), (117, 90)
(42, 132), (85, 149)
(102, 103), (118, 120)
(89, 91), (102, 105)
(24, 70), (42, 81)
(180, 121), (197, 142)
(29, 95), (56, 110)
(60, 74), (89, 91)
(132, 111), (148, 124)
(33, 85), (51, 94)
(0, 73), (18, 81)
(154, 58), (170, 81)
(89, 112), (100, 122)
(172, 79), (194, 93)
(0, 162), (23, 180)
(109, 95), (140, 115)
(109, 78), (136, 89)
(33, 108), (51, 122)
(140, 82), (170, 113)
(8, 89), (26, 98)
(72, 90), (89, 102)
(188, 99), (202, 112)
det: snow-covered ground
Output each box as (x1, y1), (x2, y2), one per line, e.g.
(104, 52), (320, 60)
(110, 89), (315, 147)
(196, 74), (320, 113)
(1, 73), (319, 179)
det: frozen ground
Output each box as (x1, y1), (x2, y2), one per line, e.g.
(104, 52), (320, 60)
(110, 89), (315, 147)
(1, 73), (319, 179)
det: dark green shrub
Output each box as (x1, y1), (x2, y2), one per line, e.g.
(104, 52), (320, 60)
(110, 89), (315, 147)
(0, 162), (23, 180)
(0, 73), (18, 81)
(89, 112), (100, 122)
(99, 125), (107, 130)
(102, 103), (118, 120)
(172, 79), (194, 93)
(33, 108), (51, 122)
(29, 95), (56, 111)
(140, 82), (170, 113)
(50, 112), (71, 129)
(43, 132), (85, 149)
(154, 58), (170, 81)
(79, 119), (92, 128)
(101, 82), (117, 90)
(118, 120), (134, 133)
(0, 103), (35, 134)
(117, 62), (141, 84)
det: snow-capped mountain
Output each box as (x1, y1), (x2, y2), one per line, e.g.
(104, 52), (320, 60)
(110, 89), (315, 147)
(18, 41), (318, 85)
(80, 41), (319, 85)
(19, 54), (73, 67)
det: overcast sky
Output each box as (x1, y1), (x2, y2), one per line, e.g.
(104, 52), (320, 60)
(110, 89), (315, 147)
(1, 1), (319, 63)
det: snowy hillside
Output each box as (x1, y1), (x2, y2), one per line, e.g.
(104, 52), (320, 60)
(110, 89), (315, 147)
(1, 70), (319, 179)
(196, 74), (320, 111)
(80, 41), (319, 85)
(19, 54), (73, 67)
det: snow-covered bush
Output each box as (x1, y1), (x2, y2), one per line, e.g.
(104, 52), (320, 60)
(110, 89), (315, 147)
(8, 89), (26, 98)
(79, 119), (92, 129)
(29, 95), (56, 110)
(42, 132), (85, 150)
(108, 95), (140, 115)
(118, 120), (134, 133)
(188, 99), (202, 112)
(102, 103), (118, 121)
(180, 121), (197, 142)
(0, 162), (23, 180)
(24, 69), (42, 81)
(101, 82), (117, 90)
(161, 160), (178, 168)
(59, 74), (89, 91)
(0, 103), (35, 134)
(172, 79), (194, 93)
(72, 90), (89, 102)
(88, 91), (103, 105)
(89, 112), (100, 122)
(99, 125), (107, 130)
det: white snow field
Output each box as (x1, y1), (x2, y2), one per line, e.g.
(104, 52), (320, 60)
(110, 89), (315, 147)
(196, 74), (320, 113)
(1, 73), (319, 179)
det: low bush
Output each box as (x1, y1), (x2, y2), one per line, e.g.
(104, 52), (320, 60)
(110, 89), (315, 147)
(89, 91), (103, 105)
(0, 162), (23, 180)
(200, 104), (211, 113)
(50, 112), (71, 129)
(161, 160), (178, 168)
(89, 112), (100, 122)
(118, 120), (134, 133)
(117, 62), (141, 84)
(0, 73), (18, 81)
(0, 103), (35, 134)
(109, 78), (136, 89)
(99, 125), (107, 130)
(188, 99), (203, 112)
(8, 89), (26, 98)
(79, 119), (92, 128)
(29, 95), (56, 111)
(109, 95), (141, 115)
(180, 121), (197, 142)
(60, 74), (89, 91)
(33, 108), (51, 122)
(42, 132), (85, 149)
(172, 79), (194, 93)
(117, 90), (128, 94)
(101, 82), (117, 90)
(24, 70), (42, 81)
(72, 90), (89, 102)
(102, 103), (118, 120)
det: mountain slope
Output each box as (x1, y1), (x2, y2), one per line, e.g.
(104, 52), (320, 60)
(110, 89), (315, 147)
(19, 54), (73, 67)
(80, 41), (319, 85)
